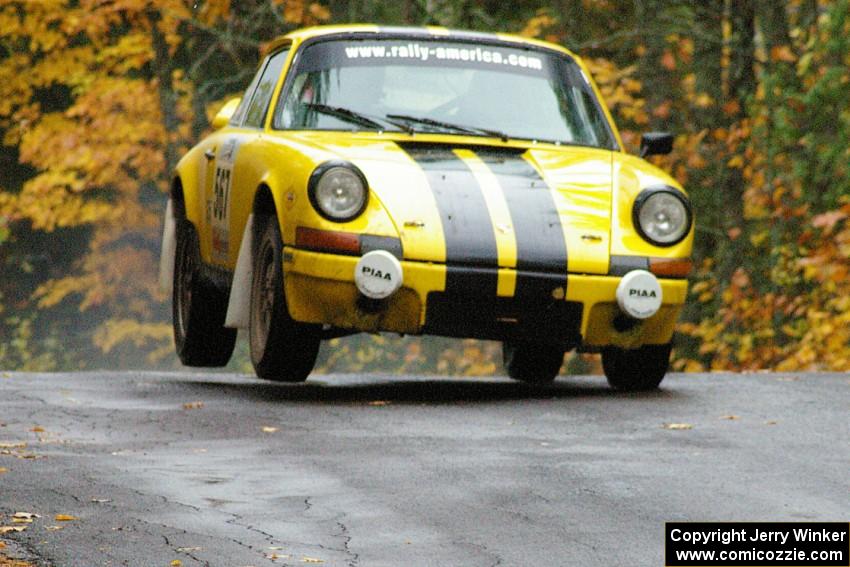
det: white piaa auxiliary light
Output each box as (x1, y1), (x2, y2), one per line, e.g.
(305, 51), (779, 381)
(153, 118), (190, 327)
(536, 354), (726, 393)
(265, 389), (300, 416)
(354, 250), (403, 300)
(616, 269), (663, 320)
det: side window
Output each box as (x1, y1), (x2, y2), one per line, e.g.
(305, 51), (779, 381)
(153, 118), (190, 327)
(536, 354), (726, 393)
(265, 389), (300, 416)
(243, 49), (289, 129)
(229, 57), (269, 127)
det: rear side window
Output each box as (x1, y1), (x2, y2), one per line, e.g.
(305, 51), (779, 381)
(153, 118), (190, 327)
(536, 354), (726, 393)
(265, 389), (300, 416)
(229, 57), (268, 127)
(243, 49), (289, 129)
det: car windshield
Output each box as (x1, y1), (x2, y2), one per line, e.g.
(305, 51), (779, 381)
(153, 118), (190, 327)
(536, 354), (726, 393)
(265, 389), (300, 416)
(274, 37), (617, 149)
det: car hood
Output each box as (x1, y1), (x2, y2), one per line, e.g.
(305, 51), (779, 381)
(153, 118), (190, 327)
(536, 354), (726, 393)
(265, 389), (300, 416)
(286, 134), (614, 275)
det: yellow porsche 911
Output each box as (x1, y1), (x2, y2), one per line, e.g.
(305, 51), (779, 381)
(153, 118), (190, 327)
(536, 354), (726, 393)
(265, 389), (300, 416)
(159, 25), (694, 390)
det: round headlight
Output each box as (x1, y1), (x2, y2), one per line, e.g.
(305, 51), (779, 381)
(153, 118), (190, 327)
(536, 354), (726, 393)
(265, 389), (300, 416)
(309, 163), (368, 221)
(633, 188), (692, 246)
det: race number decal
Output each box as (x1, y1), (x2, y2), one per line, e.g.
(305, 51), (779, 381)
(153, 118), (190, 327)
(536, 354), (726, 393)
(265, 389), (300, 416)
(212, 167), (231, 222)
(210, 139), (239, 262)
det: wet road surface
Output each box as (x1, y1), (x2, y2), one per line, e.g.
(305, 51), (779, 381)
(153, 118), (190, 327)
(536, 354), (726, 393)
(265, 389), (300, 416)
(0, 371), (848, 566)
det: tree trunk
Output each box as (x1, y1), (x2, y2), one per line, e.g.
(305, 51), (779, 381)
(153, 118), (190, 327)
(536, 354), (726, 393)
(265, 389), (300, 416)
(693, 0), (724, 129)
(728, 0), (756, 99)
(633, 0), (674, 130)
(147, 9), (180, 180)
(756, 0), (791, 54)
(715, 0), (756, 282)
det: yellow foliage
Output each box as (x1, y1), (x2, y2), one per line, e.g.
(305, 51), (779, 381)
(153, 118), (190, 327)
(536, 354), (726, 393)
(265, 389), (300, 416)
(2, 0), (849, 375)
(192, 0), (231, 25)
(518, 9), (557, 39)
(93, 319), (172, 356)
(584, 59), (649, 132)
(276, 0), (331, 25)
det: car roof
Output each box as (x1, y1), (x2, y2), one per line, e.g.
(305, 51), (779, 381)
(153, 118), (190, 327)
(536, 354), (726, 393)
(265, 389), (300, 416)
(266, 24), (577, 59)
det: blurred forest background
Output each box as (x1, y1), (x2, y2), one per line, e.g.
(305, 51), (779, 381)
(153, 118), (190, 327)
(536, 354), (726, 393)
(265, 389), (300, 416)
(1, 0), (850, 374)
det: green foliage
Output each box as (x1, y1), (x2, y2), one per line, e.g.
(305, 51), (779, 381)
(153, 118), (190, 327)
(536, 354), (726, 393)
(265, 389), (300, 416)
(675, 0), (850, 371)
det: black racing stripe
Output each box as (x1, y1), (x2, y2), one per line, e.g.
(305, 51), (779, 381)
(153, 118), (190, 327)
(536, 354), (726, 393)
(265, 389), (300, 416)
(474, 149), (568, 303)
(398, 143), (498, 298)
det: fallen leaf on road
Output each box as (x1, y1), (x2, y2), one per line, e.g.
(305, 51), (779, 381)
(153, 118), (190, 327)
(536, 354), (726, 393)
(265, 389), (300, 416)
(171, 561), (182, 567)
(0, 467), (7, 474)
(0, 442), (26, 449)
(45, 526), (64, 531)
(663, 423), (693, 430)
(54, 515), (77, 522)
(261, 426), (278, 433)
(368, 401), (390, 406)
(720, 415), (740, 420)
(6, 450), (41, 460)
(765, 420), (778, 426)
(30, 427), (44, 433)
(0, 541), (5, 549)
(182, 401), (204, 410)
(0, 526), (26, 534)
(12, 513), (39, 522)
(302, 558), (324, 564)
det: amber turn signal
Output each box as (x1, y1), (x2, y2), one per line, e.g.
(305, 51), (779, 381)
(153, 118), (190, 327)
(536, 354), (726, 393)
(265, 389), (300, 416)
(649, 257), (693, 278)
(295, 226), (361, 255)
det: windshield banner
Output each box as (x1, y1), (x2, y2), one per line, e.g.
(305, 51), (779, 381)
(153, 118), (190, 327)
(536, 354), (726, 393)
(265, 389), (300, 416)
(344, 42), (544, 71)
(297, 39), (557, 77)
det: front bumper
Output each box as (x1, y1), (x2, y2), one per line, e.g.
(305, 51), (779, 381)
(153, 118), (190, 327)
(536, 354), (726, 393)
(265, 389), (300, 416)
(283, 247), (688, 348)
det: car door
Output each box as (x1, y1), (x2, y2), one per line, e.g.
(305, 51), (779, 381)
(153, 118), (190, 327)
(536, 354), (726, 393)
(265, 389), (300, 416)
(203, 48), (290, 268)
(200, 58), (266, 266)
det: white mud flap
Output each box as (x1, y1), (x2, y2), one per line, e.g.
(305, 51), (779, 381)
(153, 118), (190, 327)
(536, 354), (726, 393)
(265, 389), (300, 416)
(224, 214), (254, 329)
(158, 198), (177, 293)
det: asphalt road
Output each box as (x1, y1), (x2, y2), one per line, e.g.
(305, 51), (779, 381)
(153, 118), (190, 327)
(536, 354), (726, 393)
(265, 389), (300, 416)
(0, 371), (848, 567)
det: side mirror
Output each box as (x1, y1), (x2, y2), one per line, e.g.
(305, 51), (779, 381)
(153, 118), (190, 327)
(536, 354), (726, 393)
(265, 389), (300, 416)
(640, 132), (674, 158)
(212, 97), (241, 129)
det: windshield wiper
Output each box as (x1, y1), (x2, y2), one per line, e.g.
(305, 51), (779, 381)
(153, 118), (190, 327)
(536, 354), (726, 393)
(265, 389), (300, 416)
(386, 114), (510, 142)
(303, 103), (416, 134)
(303, 103), (387, 131)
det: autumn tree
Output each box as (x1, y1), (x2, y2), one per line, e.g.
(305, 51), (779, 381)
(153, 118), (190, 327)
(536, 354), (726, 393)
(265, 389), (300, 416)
(3, 0), (850, 374)
(0, 0), (330, 368)
(678, 0), (850, 370)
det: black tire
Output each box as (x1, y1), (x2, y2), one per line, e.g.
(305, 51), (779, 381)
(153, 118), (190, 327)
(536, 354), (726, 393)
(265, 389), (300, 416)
(173, 220), (236, 366)
(602, 343), (672, 391)
(502, 341), (564, 384)
(249, 215), (321, 382)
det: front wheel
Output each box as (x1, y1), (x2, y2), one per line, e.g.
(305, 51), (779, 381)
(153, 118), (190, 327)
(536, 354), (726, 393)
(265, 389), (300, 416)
(601, 343), (672, 391)
(249, 215), (321, 382)
(502, 341), (564, 384)
(172, 220), (236, 367)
